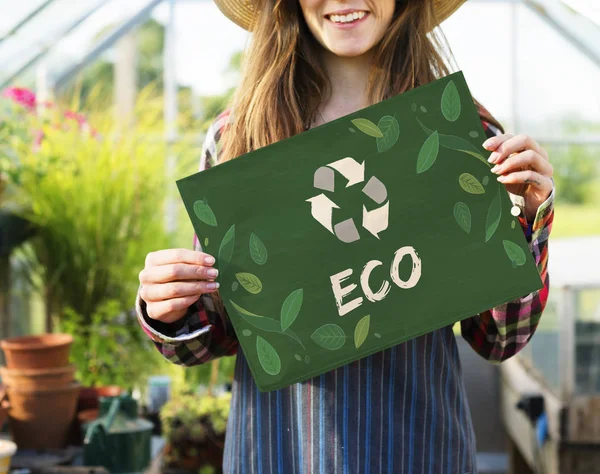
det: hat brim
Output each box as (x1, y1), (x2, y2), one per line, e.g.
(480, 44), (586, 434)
(214, 0), (467, 32)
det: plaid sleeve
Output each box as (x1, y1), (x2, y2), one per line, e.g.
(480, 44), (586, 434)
(460, 119), (555, 362)
(135, 111), (239, 366)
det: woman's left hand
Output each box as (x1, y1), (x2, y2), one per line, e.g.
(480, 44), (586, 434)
(483, 133), (554, 222)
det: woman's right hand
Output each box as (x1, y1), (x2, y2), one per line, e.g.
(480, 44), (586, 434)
(139, 249), (220, 324)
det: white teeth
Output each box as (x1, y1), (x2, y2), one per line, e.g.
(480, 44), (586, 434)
(329, 11), (366, 23)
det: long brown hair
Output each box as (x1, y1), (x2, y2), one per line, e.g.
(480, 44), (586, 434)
(220, 0), (504, 163)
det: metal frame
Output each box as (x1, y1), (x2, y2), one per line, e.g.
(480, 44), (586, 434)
(0, 0), (111, 90)
(0, 0), (58, 46)
(51, 0), (165, 91)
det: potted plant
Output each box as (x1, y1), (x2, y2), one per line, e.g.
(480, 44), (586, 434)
(160, 391), (231, 474)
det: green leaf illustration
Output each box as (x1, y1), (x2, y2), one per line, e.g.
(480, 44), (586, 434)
(453, 202), (472, 234)
(485, 187), (502, 242)
(218, 224), (235, 273)
(503, 240), (527, 267)
(416, 118), (490, 167)
(441, 80), (461, 122)
(281, 288), (303, 332)
(204, 237), (209, 247)
(193, 200), (217, 227)
(376, 116), (400, 153)
(482, 175), (490, 186)
(310, 324), (346, 350)
(294, 354), (302, 361)
(229, 300), (306, 349)
(354, 315), (371, 349)
(511, 220), (516, 229)
(235, 273), (263, 294)
(351, 118), (384, 138)
(249, 232), (268, 265)
(416, 130), (440, 174)
(256, 336), (281, 376)
(459, 173), (485, 195)
(242, 329), (252, 337)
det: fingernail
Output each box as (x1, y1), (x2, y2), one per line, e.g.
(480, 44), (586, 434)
(207, 282), (220, 290)
(482, 139), (494, 149)
(205, 256), (215, 265)
(497, 175), (506, 182)
(207, 268), (218, 278)
(491, 165), (500, 173)
(488, 152), (497, 163)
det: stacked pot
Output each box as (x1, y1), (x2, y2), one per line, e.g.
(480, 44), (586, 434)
(0, 334), (80, 450)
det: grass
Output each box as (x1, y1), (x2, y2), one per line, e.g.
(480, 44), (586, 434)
(552, 204), (600, 238)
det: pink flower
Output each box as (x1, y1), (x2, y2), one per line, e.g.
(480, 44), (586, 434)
(33, 130), (44, 148)
(2, 87), (37, 111)
(64, 110), (88, 127)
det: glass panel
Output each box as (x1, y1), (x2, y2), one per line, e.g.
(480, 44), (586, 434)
(518, 290), (562, 394)
(575, 288), (600, 395)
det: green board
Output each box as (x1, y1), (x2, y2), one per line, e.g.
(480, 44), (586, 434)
(177, 71), (543, 392)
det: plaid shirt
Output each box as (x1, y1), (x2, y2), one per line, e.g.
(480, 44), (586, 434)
(136, 108), (554, 474)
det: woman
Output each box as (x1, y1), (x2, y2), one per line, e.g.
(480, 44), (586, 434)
(137, 1), (555, 472)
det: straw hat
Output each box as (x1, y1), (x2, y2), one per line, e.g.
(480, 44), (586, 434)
(214, 0), (467, 31)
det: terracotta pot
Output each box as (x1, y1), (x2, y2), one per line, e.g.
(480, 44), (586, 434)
(7, 381), (81, 450)
(1, 334), (73, 369)
(77, 385), (122, 412)
(0, 364), (76, 390)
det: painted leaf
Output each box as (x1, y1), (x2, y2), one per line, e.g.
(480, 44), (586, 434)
(441, 80), (461, 122)
(511, 220), (516, 229)
(294, 354), (302, 361)
(416, 131), (440, 174)
(376, 115), (400, 153)
(204, 237), (209, 247)
(485, 188), (502, 242)
(310, 324), (346, 350)
(503, 240), (527, 267)
(281, 289), (303, 331)
(459, 173), (485, 195)
(249, 233), (268, 265)
(218, 224), (235, 273)
(256, 336), (281, 376)
(242, 329), (252, 337)
(351, 118), (384, 138)
(230, 300), (305, 349)
(193, 200), (217, 227)
(235, 273), (263, 294)
(416, 118), (489, 167)
(453, 202), (471, 234)
(482, 175), (489, 186)
(354, 315), (371, 349)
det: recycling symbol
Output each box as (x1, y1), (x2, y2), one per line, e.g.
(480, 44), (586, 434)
(306, 157), (389, 243)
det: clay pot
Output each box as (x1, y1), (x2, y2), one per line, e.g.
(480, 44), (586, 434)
(7, 381), (81, 450)
(1, 334), (73, 369)
(0, 365), (76, 390)
(77, 385), (123, 412)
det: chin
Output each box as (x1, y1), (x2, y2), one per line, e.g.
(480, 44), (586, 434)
(328, 43), (373, 58)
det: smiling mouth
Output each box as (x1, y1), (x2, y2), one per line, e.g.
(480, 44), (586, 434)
(325, 11), (369, 25)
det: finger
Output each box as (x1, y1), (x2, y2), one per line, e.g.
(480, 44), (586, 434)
(140, 281), (220, 303)
(146, 295), (202, 323)
(497, 169), (553, 191)
(482, 133), (513, 153)
(145, 249), (215, 268)
(490, 150), (553, 178)
(139, 263), (218, 284)
(487, 134), (544, 165)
